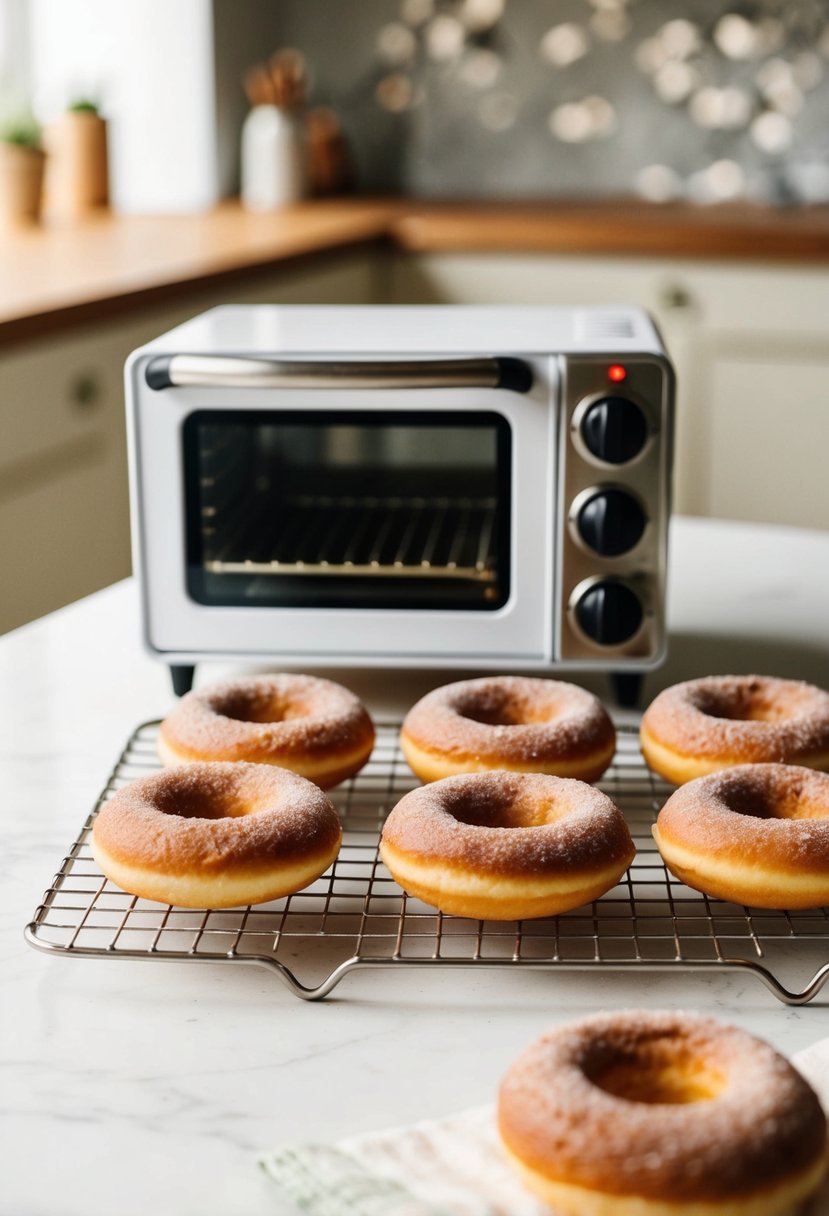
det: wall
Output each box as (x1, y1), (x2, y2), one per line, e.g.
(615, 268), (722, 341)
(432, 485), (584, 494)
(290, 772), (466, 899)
(213, 0), (829, 203)
(28, 0), (218, 212)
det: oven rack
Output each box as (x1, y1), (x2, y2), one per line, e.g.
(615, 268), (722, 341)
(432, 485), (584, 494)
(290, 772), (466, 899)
(202, 494), (498, 582)
(25, 721), (829, 1004)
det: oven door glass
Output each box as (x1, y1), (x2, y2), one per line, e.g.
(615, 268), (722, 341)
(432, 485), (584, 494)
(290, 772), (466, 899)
(184, 410), (512, 610)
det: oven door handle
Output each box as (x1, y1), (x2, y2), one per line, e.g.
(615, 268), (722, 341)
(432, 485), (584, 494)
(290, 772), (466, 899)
(144, 354), (533, 393)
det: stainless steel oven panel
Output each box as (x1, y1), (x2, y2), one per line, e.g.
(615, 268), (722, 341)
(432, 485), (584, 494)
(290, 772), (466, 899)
(556, 355), (673, 665)
(127, 355), (557, 663)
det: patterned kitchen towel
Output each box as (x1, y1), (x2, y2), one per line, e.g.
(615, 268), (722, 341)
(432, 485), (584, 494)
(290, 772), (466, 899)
(261, 1040), (829, 1216)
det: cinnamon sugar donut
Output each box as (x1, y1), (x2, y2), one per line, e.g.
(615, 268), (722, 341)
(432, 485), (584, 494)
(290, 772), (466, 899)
(641, 675), (829, 786)
(498, 1011), (828, 1216)
(400, 677), (616, 784)
(92, 762), (342, 908)
(158, 674), (375, 789)
(379, 771), (634, 920)
(654, 763), (829, 909)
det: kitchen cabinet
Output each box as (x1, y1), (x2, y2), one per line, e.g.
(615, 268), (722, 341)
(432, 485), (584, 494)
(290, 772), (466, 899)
(0, 248), (379, 633)
(388, 253), (829, 529)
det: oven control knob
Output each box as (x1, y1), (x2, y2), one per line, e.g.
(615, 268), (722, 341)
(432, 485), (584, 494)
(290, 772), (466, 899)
(581, 396), (647, 464)
(576, 489), (646, 557)
(575, 580), (643, 646)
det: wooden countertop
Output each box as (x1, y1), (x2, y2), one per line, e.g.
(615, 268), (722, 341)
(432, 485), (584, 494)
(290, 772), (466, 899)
(2, 197), (828, 344)
(393, 199), (829, 259)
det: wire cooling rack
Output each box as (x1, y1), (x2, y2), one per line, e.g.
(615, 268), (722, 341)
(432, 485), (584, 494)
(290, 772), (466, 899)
(25, 721), (829, 1003)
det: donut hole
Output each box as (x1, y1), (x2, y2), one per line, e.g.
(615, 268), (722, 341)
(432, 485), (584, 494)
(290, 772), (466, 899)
(454, 692), (562, 729)
(213, 690), (310, 726)
(720, 776), (829, 822)
(460, 703), (525, 727)
(444, 787), (560, 829)
(587, 1038), (725, 1105)
(694, 684), (808, 725)
(150, 780), (265, 820)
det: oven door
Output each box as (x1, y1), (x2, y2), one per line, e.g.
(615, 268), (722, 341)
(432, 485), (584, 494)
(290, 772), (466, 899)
(130, 354), (556, 663)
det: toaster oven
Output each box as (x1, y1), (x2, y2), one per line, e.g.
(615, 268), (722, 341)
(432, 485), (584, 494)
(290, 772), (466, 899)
(125, 305), (674, 699)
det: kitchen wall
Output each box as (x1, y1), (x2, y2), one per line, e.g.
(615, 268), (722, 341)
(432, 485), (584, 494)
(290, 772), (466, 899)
(29, 0), (218, 212)
(214, 0), (829, 203)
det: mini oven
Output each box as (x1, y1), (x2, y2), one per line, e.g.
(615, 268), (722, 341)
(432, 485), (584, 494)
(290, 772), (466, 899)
(125, 305), (674, 699)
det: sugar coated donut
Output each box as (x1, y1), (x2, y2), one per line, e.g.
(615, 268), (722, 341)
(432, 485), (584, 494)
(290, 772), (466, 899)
(400, 676), (616, 784)
(158, 674), (375, 789)
(641, 675), (829, 786)
(92, 762), (342, 908)
(379, 771), (634, 920)
(654, 763), (829, 909)
(498, 1010), (828, 1216)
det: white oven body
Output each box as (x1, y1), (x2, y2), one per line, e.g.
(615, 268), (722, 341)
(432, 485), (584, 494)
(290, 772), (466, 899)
(126, 305), (673, 673)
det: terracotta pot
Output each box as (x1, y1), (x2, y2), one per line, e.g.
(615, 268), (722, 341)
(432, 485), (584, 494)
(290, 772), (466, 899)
(0, 142), (46, 227)
(45, 111), (108, 220)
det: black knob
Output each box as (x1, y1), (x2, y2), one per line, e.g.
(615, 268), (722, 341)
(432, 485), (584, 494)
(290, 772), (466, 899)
(581, 396), (647, 464)
(577, 489), (647, 557)
(575, 581), (644, 646)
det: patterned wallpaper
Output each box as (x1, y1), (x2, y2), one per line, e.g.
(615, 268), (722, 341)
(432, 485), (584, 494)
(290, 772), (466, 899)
(261, 0), (829, 202)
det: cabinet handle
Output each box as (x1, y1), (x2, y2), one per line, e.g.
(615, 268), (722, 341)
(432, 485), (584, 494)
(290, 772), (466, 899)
(659, 283), (694, 311)
(145, 354), (534, 394)
(69, 371), (103, 411)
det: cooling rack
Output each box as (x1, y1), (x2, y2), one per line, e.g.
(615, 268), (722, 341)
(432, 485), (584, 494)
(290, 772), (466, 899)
(25, 721), (829, 1004)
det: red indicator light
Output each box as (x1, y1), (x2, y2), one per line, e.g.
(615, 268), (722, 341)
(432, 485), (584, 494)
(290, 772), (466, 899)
(608, 364), (627, 383)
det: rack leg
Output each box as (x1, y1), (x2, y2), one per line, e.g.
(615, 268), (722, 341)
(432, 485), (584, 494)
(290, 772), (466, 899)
(611, 672), (643, 709)
(170, 665), (195, 697)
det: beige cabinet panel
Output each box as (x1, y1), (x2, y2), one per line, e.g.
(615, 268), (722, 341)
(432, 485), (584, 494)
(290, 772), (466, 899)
(0, 436), (130, 633)
(701, 352), (829, 529)
(0, 330), (122, 472)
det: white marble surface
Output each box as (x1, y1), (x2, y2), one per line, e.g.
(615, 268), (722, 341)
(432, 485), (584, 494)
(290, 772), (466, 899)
(3, 516), (829, 1216)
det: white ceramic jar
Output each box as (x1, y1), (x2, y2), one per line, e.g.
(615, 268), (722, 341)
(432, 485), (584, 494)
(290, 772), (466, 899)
(240, 104), (306, 210)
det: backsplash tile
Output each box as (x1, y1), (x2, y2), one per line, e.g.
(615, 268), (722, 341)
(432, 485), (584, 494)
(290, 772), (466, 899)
(258, 0), (829, 202)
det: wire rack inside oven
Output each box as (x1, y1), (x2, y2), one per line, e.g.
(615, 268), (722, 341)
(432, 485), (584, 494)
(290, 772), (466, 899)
(25, 721), (829, 1003)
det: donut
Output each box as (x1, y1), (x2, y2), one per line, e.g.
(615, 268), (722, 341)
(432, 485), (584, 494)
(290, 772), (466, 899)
(379, 771), (634, 920)
(400, 677), (616, 784)
(498, 1010), (828, 1216)
(653, 763), (829, 909)
(157, 674), (375, 789)
(91, 762), (342, 908)
(640, 675), (829, 786)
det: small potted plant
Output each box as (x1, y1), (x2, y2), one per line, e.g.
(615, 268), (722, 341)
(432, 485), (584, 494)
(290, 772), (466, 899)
(45, 97), (108, 220)
(0, 112), (45, 227)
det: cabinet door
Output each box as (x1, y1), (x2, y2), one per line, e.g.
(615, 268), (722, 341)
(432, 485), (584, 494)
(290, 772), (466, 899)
(0, 436), (130, 633)
(691, 347), (829, 529)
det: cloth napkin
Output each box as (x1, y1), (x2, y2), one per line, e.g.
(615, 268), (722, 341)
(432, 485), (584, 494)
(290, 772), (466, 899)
(261, 1040), (829, 1216)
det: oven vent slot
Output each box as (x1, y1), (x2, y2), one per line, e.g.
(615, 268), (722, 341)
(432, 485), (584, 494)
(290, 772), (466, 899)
(576, 311), (636, 341)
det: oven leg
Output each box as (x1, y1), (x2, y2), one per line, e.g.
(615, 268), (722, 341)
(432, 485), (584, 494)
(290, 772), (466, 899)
(170, 665), (195, 697)
(611, 672), (643, 709)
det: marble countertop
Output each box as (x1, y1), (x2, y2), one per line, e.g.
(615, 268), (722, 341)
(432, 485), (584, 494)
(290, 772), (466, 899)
(3, 516), (829, 1216)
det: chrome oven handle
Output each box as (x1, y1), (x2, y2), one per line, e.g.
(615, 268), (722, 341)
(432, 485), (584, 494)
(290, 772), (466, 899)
(145, 354), (533, 393)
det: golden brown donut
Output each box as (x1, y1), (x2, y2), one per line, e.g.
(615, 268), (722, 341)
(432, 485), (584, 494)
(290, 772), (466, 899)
(158, 674), (375, 789)
(400, 676), (616, 784)
(640, 675), (829, 786)
(91, 762), (342, 908)
(379, 771), (634, 920)
(653, 763), (829, 909)
(498, 1010), (828, 1216)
